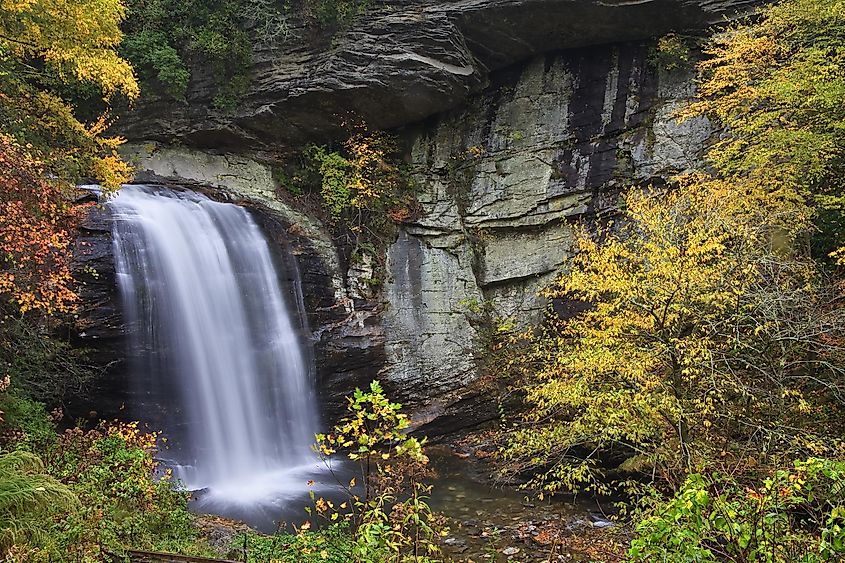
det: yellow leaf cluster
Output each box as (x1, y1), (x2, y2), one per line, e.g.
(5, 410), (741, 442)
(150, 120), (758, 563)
(0, 0), (138, 99)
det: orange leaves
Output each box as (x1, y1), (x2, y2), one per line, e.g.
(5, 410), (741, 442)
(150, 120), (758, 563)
(0, 134), (81, 314)
(0, 0), (136, 284)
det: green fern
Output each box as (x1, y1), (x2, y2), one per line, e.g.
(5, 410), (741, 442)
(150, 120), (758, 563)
(0, 450), (79, 552)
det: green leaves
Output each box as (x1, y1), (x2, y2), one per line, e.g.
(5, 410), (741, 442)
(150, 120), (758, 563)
(313, 381), (443, 562)
(504, 178), (839, 494)
(316, 380), (424, 465)
(232, 524), (354, 562)
(122, 0), (254, 106)
(0, 395), (211, 560)
(304, 0), (370, 28)
(630, 460), (845, 562)
(122, 29), (189, 98)
(305, 130), (406, 224)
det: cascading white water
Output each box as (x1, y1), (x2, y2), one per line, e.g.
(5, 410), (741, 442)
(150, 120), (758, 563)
(109, 184), (323, 507)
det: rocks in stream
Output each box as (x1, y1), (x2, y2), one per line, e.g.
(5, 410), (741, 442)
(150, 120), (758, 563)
(428, 446), (622, 561)
(442, 510), (621, 562)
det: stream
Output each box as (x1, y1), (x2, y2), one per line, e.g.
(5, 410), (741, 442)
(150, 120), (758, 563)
(185, 446), (612, 561)
(428, 448), (615, 562)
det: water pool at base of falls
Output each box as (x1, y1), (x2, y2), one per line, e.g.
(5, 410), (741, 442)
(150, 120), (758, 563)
(184, 461), (355, 532)
(173, 447), (608, 560)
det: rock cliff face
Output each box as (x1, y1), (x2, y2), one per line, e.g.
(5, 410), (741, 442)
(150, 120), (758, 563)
(380, 43), (711, 428)
(80, 0), (758, 431)
(117, 0), (754, 148)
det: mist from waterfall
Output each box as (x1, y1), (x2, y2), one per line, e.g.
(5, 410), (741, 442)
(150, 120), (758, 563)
(109, 184), (325, 511)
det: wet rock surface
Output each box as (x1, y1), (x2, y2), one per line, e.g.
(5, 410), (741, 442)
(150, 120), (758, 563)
(86, 41), (716, 431)
(77, 39), (715, 433)
(69, 204), (127, 419)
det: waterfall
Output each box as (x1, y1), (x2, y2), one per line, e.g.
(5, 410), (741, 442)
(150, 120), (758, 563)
(108, 184), (321, 506)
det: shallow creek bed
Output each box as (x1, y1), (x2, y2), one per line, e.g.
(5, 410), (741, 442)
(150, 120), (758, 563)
(426, 446), (625, 562)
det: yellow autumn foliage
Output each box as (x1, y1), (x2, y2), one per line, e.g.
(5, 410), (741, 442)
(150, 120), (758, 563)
(681, 0), (845, 261)
(504, 0), (845, 499)
(0, 0), (138, 99)
(0, 0), (138, 193)
(504, 178), (845, 495)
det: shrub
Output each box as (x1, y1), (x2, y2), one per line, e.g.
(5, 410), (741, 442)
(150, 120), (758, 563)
(122, 0), (255, 106)
(314, 381), (444, 562)
(648, 33), (693, 72)
(0, 386), (212, 561)
(630, 459), (845, 562)
(304, 0), (371, 28)
(502, 178), (845, 496)
(233, 523), (354, 562)
(303, 129), (417, 266)
(0, 314), (96, 407)
(306, 130), (407, 223)
(0, 393), (56, 452)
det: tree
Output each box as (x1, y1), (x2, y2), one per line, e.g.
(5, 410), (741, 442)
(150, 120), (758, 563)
(121, 0), (251, 107)
(681, 0), (845, 260)
(0, 0), (136, 96)
(0, 135), (82, 313)
(315, 381), (443, 562)
(0, 0), (138, 313)
(503, 0), (845, 500)
(503, 178), (845, 495)
(0, 0), (137, 184)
